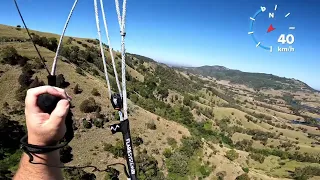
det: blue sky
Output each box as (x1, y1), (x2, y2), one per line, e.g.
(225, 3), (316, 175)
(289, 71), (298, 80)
(1, 0), (319, 90)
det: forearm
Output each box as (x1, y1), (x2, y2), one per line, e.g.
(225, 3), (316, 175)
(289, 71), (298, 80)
(14, 151), (63, 180)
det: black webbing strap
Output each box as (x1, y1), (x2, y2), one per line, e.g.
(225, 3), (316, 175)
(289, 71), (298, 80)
(110, 119), (137, 179)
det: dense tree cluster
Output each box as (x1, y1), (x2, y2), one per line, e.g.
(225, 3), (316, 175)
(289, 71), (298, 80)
(292, 166), (320, 180)
(0, 46), (29, 66)
(31, 33), (58, 52)
(135, 150), (165, 180)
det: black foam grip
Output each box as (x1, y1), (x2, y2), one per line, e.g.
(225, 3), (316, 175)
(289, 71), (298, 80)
(37, 93), (61, 114)
(36, 93), (74, 143)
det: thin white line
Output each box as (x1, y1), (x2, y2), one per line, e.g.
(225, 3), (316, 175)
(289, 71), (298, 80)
(250, 17), (255, 21)
(256, 42), (261, 47)
(289, 27), (295, 30)
(270, 46), (273, 52)
(285, 13), (290, 17)
(275, 5), (277, 11)
(248, 31), (254, 34)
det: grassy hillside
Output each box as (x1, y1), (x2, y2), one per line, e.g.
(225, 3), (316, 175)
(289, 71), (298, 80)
(1, 24), (320, 180)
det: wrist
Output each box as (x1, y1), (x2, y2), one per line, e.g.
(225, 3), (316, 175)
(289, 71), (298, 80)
(23, 150), (61, 166)
(28, 134), (58, 146)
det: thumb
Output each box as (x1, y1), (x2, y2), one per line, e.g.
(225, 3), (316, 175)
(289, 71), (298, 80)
(49, 99), (70, 127)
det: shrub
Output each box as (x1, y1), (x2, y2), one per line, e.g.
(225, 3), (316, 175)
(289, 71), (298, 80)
(103, 143), (113, 151)
(63, 168), (96, 180)
(146, 121), (156, 130)
(249, 153), (265, 163)
(80, 98), (99, 113)
(82, 119), (92, 129)
(73, 84), (82, 94)
(29, 76), (45, 88)
(293, 166), (320, 180)
(132, 136), (144, 146)
(91, 88), (100, 96)
(242, 167), (249, 173)
(104, 167), (119, 180)
(18, 72), (32, 87)
(91, 69), (99, 76)
(130, 94), (139, 103)
(236, 173), (250, 180)
(56, 74), (70, 88)
(199, 165), (212, 178)
(15, 87), (27, 102)
(114, 112), (120, 121)
(225, 149), (239, 161)
(163, 148), (172, 158)
(75, 67), (85, 75)
(167, 137), (177, 147)
(216, 171), (227, 179)
(104, 141), (124, 158)
(1, 46), (19, 65)
(167, 152), (189, 176)
(60, 145), (73, 163)
(93, 119), (104, 128)
(135, 151), (164, 179)
(2, 102), (9, 109)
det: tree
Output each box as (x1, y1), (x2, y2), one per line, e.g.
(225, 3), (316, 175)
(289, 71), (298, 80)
(56, 74), (70, 88)
(183, 95), (192, 107)
(16, 25), (21, 30)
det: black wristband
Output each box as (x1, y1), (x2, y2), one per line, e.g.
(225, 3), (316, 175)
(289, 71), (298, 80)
(20, 135), (68, 154)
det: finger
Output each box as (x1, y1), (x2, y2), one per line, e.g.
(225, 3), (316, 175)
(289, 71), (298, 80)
(25, 86), (68, 108)
(48, 99), (70, 127)
(52, 87), (72, 100)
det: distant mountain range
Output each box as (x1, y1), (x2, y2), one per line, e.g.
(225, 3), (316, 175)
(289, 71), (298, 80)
(177, 65), (316, 92)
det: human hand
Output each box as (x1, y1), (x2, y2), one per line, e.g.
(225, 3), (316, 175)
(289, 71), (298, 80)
(25, 86), (71, 146)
